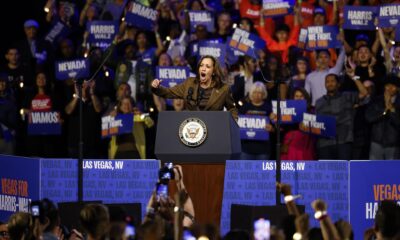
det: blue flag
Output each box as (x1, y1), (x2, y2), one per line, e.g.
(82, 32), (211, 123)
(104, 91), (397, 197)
(229, 28), (266, 58)
(101, 113), (134, 138)
(27, 111), (61, 135)
(378, 4), (400, 27)
(156, 66), (190, 88)
(300, 113), (336, 138)
(262, 0), (295, 17)
(272, 100), (307, 124)
(87, 21), (119, 48)
(198, 42), (226, 65)
(188, 11), (215, 33)
(343, 6), (377, 30)
(238, 115), (269, 141)
(306, 25), (340, 50)
(125, 2), (157, 31)
(55, 59), (90, 80)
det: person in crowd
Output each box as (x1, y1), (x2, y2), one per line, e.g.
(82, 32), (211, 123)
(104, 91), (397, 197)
(33, 199), (62, 240)
(277, 88), (316, 160)
(231, 55), (262, 104)
(80, 204), (110, 240)
(0, 221), (9, 240)
(315, 73), (368, 160)
(287, 57), (311, 96)
(65, 80), (103, 158)
(257, 6), (301, 64)
(368, 200), (400, 240)
(151, 55), (238, 120)
(0, 75), (17, 155)
(22, 71), (61, 157)
(261, 55), (287, 101)
(108, 96), (154, 159)
(79, 0), (100, 27)
(305, 46), (346, 106)
(7, 213), (36, 240)
(239, 82), (272, 160)
(214, 12), (233, 42)
(135, 31), (163, 67)
(365, 78), (400, 160)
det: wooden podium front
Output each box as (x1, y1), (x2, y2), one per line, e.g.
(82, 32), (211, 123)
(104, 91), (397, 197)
(170, 163), (226, 225)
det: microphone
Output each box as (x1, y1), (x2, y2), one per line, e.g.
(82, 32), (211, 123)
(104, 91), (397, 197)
(187, 87), (194, 103)
(197, 88), (205, 106)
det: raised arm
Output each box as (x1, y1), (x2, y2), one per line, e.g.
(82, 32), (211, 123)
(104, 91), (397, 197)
(151, 78), (186, 99)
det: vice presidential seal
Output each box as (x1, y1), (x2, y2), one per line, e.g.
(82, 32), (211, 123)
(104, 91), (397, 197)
(178, 118), (207, 147)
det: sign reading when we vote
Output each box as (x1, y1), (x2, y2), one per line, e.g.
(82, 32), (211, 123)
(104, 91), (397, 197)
(238, 115), (269, 141)
(55, 59), (90, 80)
(229, 28), (265, 59)
(189, 11), (215, 33)
(262, 0), (295, 17)
(300, 113), (336, 138)
(156, 66), (190, 88)
(28, 111), (61, 135)
(306, 26), (340, 50)
(101, 113), (133, 138)
(272, 100), (307, 124)
(378, 4), (400, 27)
(87, 21), (119, 48)
(125, 2), (157, 31)
(343, 6), (377, 30)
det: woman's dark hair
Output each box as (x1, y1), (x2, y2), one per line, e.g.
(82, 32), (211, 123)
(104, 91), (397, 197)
(41, 198), (60, 232)
(293, 57), (311, 75)
(34, 71), (52, 95)
(196, 55), (225, 88)
(80, 204), (110, 239)
(291, 87), (311, 106)
(240, 17), (257, 34)
(134, 31), (149, 49)
(374, 200), (400, 238)
(187, 0), (205, 10)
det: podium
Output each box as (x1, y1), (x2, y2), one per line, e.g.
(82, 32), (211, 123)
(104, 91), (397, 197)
(155, 111), (241, 224)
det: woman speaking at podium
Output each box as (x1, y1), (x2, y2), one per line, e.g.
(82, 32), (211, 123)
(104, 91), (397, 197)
(151, 55), (238, 120)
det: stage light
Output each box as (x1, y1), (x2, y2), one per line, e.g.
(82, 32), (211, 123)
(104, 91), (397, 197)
(44, 7), (50, 13)
(166, 36), (171, 41)
(232, 23), (237, 29)
(84, 52), (88, 58)
(391, 40), (396, 45)
(20, 109), (24, 115)
(105, 70), (110, 77)
(149, 107), (154, 112)
(122, 17), (125, 22)
(293, 233), (302, 240)
(238, 100), (243, 106)
(19, 82), (24, 88)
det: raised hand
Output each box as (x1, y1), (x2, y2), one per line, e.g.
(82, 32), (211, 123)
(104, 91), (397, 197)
(151, 79), (163, 88)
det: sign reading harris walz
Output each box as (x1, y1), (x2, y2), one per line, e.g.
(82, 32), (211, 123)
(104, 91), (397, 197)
(28, 111), (62, 135)
(87, 21), (119, 48)
(300, 113), (336, 138)
(198, 42), (226, 65)
(262, 0), (295, 17)
(156, 66), (190, 88)
(229, 28), (265, 59)
(238, 115), (269, 141)
(55, 59), (90, 80)
(271, 100), (307, 124)
(101, 114), (134, 138)
(343, 6), (377, 30)
(378, 4), (400, 27)
(125, 2), (157, 31)
(306, 25), (340, 50)
(188, 11), (215, 33)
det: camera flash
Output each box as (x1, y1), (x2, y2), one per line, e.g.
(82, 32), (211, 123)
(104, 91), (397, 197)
(44, 7), (50, 12)
(105, 70), (110, 77)
(122, 17), (125, 22)
(166, 36), (171, 41)
(149, 107), (154, 112)
(19, 82), (24, 88)
(233, 23), (237, 29)
(20, 109), (24, 115)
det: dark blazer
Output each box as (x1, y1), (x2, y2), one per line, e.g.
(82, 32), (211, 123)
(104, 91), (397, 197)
(152, 77), (238, 120)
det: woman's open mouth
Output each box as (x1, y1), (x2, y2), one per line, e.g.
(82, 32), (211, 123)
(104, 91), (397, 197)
(200, 72), (206, 78)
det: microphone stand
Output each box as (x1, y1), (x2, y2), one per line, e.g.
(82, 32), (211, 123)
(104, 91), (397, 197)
(76, 78), (84, 202)
(275, 78), (282, 206)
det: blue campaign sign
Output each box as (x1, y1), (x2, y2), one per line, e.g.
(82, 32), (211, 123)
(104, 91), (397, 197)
(198, 42), (226, 65)
(125, 2), (157, 31)
(27, 111), (61, 135)
(55, 59), (90, 80)
(220, 160), (349, 235)
(229, 28), (266, 59)
(378, 4), (400, 27)
(156, 66), (190, 88)
(87, 21), (119, 48)
(238, 115), (269, 140)
(83, 159), (159, 218)
(101, 113), (134, 138)
(45, 21), (70, 46)
(272, 100), (307, 124)
(349, 161), (400, 240)
(306, 25), (340, 50)
(343, 6), (377, 30)
(40, 159), (78, 203)
(0, 155), (40, 222)
(262, 0), (295, 17)
(189, 11), (215, 33)
(300, 113), (336, 138)
(190, 39), (223, 57)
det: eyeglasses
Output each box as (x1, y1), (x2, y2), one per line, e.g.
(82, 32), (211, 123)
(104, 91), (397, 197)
(0, 231), (9, 237)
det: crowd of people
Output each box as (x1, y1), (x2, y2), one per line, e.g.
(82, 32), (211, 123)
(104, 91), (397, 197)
(1, 0), (400, 160)
(0, 165), (399, 240)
